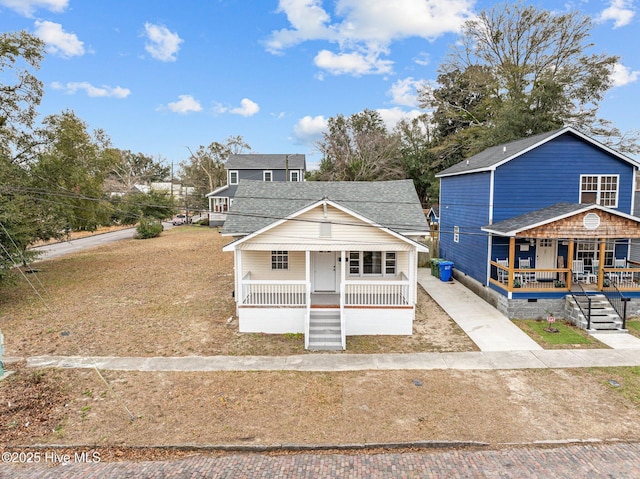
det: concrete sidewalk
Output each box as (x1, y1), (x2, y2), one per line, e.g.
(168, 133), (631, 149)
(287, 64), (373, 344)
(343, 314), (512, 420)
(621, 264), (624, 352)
(417, 270), (543, 351)
(20, 348), (640, 372)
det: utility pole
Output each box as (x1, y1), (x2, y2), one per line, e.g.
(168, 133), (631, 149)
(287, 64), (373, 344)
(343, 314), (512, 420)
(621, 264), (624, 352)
(285, 154), (289, 182)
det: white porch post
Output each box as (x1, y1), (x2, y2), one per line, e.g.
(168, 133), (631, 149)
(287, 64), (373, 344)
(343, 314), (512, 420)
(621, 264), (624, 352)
(409, 248), (415, 305)
(305, 250), (311, 349)
(340, 250), (346, 349)
(236, 249), (243, 308)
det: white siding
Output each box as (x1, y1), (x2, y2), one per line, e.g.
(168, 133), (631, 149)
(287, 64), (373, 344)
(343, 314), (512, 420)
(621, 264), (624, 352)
(242, 204), (409, 250)
(240, 250), (305, 280)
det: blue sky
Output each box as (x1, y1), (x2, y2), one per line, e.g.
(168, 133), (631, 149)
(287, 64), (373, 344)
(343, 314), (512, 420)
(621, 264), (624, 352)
(1, 0), (638, 171)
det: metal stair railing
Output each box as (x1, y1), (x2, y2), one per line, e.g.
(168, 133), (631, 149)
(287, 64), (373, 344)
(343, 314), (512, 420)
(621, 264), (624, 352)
(602, 273), (629, 330)
(569, 276), (592, 330)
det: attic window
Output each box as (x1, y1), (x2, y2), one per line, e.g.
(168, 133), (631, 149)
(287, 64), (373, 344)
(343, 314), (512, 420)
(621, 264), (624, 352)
(319, 222), (332, 238)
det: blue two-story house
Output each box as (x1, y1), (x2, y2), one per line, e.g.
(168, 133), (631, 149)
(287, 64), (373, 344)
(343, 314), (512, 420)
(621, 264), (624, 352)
(206, 154), (306, 225)
(436, 127), (640, 323)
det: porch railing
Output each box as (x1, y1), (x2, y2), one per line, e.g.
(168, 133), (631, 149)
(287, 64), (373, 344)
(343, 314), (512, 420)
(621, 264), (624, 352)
(490, 261), (570, 291)
(570, 280), (592, 330)
(603, 273), (629, 329)
(344, 275), (410, 306)
(240, 272), (307, 306)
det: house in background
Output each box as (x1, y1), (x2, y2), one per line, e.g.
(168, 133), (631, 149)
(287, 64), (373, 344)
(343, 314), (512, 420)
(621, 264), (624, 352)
(206, 154), (306, 226)
(436, 126), (640, 329)
(221, 179), (429, 350)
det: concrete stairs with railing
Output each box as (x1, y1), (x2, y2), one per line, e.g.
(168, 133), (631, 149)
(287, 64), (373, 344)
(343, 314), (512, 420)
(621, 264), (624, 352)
(565, 294), (624, 332)
(307, 309), (343, 351)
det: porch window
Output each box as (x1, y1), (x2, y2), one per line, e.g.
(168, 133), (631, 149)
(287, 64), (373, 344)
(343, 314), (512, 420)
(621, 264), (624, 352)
(229, 170), (238, 185)
(271, 251), (288, 270)
(576, 240), (614, 267)
(348, 251), (396, 276)
(580, 175), (618, 207)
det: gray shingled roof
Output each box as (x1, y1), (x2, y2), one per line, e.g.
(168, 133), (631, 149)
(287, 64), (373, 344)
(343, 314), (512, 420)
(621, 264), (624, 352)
(482, 203), (595, 235)
(226, 154), (306, 170)
(221, 179), (428, 236)
(437, 129), (564, 177)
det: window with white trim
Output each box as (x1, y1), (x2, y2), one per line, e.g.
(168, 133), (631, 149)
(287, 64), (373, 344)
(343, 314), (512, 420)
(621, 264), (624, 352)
(263, 170), (272, 182)
(453, 226), (460, 243)
(576, 240), (614, 267)
(348, 251), (396, 276)
(580, 175), (618, 207)
(271, 251), (288, 270)
(290, 170), (300, 182)
(229, 170), (238, 185)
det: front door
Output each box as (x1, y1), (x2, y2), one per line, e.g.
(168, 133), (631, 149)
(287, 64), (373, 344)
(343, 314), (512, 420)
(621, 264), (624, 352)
(536, 239), (557, 282)
(314, 252), (336, 292)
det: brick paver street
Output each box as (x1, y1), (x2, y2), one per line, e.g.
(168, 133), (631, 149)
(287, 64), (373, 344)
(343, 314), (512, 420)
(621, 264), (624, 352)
(2, 442), (639, 478)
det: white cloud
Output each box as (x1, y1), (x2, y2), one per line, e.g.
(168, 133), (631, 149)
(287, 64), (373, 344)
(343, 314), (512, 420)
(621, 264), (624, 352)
(314, 49), (393, 76)
(388, 77), (425, 107)
(144, 23), (183, 62)
(34, 20), (84, 58)
(0, 0), (67, 17)
(598, 0), (635, 28)
(51, 81), (131, 98)
(166, 95), (202, 114)
(610, 62), (640, 87)
(266, 0), (474, 76)
(293, 115), (328, 144)
(230, 98), (260, 117)
(376, 107), (424, 129)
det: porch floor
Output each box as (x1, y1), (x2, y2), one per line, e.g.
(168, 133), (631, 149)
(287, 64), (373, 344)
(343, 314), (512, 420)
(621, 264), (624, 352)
(311, 293), (339, 307)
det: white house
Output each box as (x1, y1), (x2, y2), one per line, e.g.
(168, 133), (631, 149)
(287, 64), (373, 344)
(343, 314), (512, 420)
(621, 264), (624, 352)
(221, 179), (429, 350)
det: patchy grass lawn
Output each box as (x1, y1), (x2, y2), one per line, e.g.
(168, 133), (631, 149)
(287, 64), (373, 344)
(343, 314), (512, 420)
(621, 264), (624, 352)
(0, 227), (475, 358)
(626, 318), (640, 338)
(513, 319), (607, 349)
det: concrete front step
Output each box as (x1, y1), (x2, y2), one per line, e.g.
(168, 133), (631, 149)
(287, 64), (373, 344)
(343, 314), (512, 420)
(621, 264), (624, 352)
(308, 310), (343, 351)
(565, 294), (624, 332)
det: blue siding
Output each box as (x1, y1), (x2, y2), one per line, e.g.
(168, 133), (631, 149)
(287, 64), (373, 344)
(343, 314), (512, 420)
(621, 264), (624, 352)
(493, 135), (635, 221)
(439, 172), (491, 284)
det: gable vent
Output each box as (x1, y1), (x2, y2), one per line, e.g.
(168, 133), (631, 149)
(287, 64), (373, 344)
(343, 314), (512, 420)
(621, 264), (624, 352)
(583, 212), (600, 230)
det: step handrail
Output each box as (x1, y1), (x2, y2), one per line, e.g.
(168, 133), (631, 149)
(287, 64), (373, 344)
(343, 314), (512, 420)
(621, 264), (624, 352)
(602, 273), (629, 329)
(569, 279), (592, 330)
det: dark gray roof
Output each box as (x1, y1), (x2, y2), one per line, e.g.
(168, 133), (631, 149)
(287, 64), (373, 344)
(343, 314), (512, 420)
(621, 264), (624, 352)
(226, 154), (306, 170)
(437, 129), (564, 177)
(483, 203), (594, 235)
(221, 179), (428, 236)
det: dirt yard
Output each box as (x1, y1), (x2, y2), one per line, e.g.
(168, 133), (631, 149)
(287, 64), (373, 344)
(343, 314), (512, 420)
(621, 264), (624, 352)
(2, 227), (640, 455)
(0, 227), (474, 357)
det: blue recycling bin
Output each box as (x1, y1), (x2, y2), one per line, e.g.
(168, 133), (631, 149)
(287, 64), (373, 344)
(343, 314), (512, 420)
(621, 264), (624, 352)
(438, 261), (454, 282)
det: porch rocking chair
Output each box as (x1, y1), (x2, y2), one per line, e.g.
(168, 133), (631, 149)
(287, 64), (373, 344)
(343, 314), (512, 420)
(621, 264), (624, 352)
(497, 259), (509, 284)
(518, 258), (535, 283)
(572, 259), (589, 284)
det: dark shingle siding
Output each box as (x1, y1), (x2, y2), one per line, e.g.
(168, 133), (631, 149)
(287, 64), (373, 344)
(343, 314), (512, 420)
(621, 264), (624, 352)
(226, 154), (306, 170)
(221, 180), (428, 236)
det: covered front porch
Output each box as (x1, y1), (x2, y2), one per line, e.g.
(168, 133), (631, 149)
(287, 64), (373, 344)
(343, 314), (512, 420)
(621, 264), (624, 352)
(233, 246), (425, 350)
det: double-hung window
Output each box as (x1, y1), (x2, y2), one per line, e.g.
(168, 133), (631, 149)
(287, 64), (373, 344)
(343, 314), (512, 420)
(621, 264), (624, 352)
(580, 175), (618, 207)
(229, 170), (238, 185)
(263, 170), (273, 182)
(271, 251), (288, 270)
(290, 170), (300, 182)
(348, 251), (396, 276)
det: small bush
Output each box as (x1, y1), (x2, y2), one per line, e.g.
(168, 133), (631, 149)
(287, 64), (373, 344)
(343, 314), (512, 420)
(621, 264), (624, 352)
(136, 216), (163, 239)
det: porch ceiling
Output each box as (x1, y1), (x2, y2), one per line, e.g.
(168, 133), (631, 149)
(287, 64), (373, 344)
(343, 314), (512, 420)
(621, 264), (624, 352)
(237, 242), (415, 251)
(482, 202), (640, 239)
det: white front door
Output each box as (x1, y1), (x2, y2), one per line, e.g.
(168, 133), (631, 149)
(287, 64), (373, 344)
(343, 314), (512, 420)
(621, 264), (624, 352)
(535, 239), (557, 282)
(314, 252), (336, 292)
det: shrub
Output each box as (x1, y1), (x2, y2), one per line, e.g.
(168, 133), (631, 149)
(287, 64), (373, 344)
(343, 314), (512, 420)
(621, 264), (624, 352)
(136, 216), (163, 239)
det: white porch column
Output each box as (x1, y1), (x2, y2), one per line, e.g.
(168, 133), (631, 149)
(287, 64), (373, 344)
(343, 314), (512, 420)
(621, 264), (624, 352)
(305, 250), (311, 306)
(409, 248), (415, 305)
(236, 249), (243, 307)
